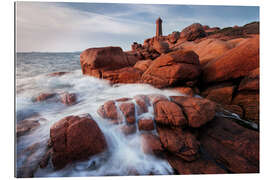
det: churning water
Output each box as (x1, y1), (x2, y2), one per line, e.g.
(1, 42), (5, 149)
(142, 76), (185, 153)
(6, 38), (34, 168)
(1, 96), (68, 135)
(16, 53), (185, 177)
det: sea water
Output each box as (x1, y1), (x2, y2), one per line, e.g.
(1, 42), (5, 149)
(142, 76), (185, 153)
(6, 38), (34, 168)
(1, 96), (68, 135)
(16, 52), (184, 177)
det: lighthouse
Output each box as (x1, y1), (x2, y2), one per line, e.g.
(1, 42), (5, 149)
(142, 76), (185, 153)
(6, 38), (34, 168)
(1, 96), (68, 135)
(156, 17), (163, 37)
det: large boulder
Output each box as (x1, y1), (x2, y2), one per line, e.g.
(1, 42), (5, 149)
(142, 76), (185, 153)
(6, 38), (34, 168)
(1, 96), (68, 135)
(138, 118), (155, 131)
(102, 67), (143, 84)
(180, 23), (207, 41)
(157, 127), (200, 161)
(201, 83), (236, 105)
(232, 92), (259, 124)
(238, 68), (259, 91)
(154, 100), (187, 126)
(199, 116), (259, 173)
(153, 39), (169, 54)
(168, 31), (180, 43)
(141, 49), (201, 88)
(80, 46), (140, 77)
(171, 96), (216, 128)
(203, 35), (259, 83)
(50, 114), (107, 169)
(133, 59), (152, 72)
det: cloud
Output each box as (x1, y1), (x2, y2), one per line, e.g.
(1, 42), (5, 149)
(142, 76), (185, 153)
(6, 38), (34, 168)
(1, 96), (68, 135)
(16, 2), (154, 52)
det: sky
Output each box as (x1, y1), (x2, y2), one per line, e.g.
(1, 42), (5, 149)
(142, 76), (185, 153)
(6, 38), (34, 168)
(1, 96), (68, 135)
(16, 2), (259, 52)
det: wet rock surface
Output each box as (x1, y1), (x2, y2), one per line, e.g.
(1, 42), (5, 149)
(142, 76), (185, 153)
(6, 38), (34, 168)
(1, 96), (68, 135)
(49, 114), (107, 169)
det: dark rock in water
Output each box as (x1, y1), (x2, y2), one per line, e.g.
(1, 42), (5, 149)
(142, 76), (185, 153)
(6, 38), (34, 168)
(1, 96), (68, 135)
(16, 115), (46, 137)
(16, 120), (40, 137)
(48, 71), (69, 77)
(50, 114), (107, 169)
(170, 96), (216, 128)
(154, 100), (187, 127)
(34, 93), (56, 102)
(59, 92), (77, 106)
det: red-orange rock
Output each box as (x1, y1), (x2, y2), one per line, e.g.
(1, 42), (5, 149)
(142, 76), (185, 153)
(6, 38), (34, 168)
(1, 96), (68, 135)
(80, 46), (133, 73)
(119, 124), (137, 135)
(168, 31), (180, 43)
(34, 93), (56, 102)
(166, 155), (226, 174)
(154, 100), (187, 127)
(180, 23), (207, 41)
(201, 83), (235, 104)
(199, 116), (259, 173)
(203, 35), (259, 83)
(238, 68), (259, 91)
(153, 39), (169, 54)
(157, 126), (200, 161)
(138, 118), (155, 131)
(221, 104), (244, 119)
(133, 59), (152, 72)
(134, 95), (150, 114)
(50, 114), (107, 169)
(60, 92), (77, 105)
(97, 100), (119, 121)
(147, 94), (168, 105)
(171, 96), (216, 128)
(169, 87), (194, 96)
(232, 92), (259, 124)
(119, 102), (136, 124)
(102, 67), (142, 84)
(140, 133), (164, 156)
(141, 50), (201, 88)
(48, 72), (69, 77)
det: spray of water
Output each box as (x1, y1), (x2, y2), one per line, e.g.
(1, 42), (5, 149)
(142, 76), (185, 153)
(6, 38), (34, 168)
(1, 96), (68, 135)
(16, 70), (186, 177)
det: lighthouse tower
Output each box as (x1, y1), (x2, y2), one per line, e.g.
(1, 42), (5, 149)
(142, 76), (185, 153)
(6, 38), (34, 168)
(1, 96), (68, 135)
(156, 17), (163, 37)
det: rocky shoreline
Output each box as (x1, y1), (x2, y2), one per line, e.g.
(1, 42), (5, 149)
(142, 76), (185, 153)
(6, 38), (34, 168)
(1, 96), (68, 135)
(16, 21), (259, 177)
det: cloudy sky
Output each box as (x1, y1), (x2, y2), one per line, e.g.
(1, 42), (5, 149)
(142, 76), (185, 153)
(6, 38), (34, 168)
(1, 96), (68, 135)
(16, 2), (259, 52)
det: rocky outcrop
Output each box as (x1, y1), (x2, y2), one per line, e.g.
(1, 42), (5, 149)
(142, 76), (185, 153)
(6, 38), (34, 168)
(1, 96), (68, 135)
(203, 35), (259, 83)
(201, 83), (235, 105)
(199, 116), (259, 173)
(102, 67), (143, 84)
(238, 68), (259, 91)
(180, 23), (207, 41)
(138, 118), (155, 131)
(141, 49), (201, 88)
(49, 114), (107, 169)
(154, 100), (187, 126)
(170, 96), (216, 128)
(133, 59), (152, 72)
(80, 46), (140, 78)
